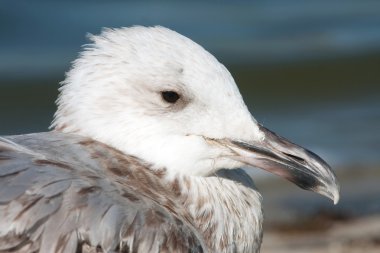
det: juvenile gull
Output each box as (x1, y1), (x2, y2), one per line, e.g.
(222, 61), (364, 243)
(0, 26), (339, 253)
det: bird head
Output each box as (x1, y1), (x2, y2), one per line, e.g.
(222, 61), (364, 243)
(52, 26), (339, 204)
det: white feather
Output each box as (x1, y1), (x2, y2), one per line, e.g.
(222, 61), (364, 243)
(51, 26), (264, 177)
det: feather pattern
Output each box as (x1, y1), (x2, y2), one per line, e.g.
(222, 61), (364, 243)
(0, 132), (207, 253)
(0, 132), (263, 253)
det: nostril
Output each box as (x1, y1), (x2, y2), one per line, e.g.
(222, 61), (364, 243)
(283, 152), (306, 164)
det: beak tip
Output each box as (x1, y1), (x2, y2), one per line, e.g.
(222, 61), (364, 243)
(332, 185), (340, 205)
(321, 181), (340, 205)
(329, 173), (340, 205)
(333, 192), (340, 205)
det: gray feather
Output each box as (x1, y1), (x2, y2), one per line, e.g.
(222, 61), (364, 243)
(0, 132), (205, 253)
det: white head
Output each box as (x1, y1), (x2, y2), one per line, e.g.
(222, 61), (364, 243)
(52, 26), (339, 202)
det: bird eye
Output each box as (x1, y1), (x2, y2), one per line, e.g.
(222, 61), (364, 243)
(161, 91), (180, 104)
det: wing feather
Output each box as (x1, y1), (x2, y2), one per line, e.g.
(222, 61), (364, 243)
(0, 132), (205, 253)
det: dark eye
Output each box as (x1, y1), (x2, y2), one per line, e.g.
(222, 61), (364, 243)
(161, 91), (180, 104)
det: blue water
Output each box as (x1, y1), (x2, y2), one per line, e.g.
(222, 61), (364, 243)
(1, 0), (380, 77)
(253, 96), (380, 168)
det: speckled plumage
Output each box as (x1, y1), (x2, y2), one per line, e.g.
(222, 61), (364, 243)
(0, 132), (262, 253)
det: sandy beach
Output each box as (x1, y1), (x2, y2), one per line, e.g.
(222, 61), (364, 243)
(262, 214), (380, 253)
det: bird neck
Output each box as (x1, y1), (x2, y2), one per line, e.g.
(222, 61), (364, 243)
(85, 139), (264, 252)
(171, 171), (263, 253)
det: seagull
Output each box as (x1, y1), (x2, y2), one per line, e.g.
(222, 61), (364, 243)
(0, 26), (339, 253)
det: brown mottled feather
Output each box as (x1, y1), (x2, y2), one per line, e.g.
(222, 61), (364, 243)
(0, 132), (206, 253)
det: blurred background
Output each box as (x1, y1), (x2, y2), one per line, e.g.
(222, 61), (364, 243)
(1, 0), (379, 252)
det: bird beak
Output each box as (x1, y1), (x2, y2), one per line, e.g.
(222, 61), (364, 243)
(221, 125), (340, 204)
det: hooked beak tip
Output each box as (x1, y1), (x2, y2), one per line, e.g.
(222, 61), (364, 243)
(324, 181), (340, 205)
(334, 194), (340, 205)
